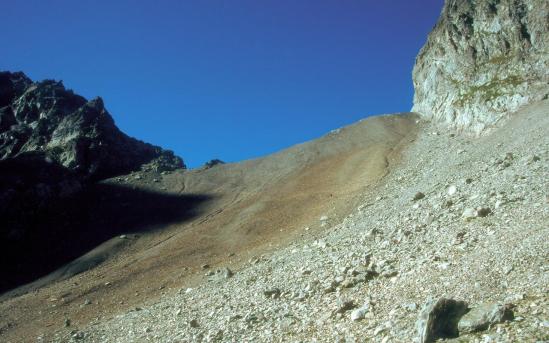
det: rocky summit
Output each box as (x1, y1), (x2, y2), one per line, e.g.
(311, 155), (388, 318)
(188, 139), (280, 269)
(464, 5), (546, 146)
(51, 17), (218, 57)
(0, 1), (548, 343)
(0, 71), (184, 180)
(412, 0), (549, 133)
(0, 72), (185, 292)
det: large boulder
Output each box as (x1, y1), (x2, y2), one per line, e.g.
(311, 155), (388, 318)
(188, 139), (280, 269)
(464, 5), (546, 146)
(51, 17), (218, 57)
(416, 297), (468, 343)
(458, 302), (514, 333)
(412, 0), (549, 133)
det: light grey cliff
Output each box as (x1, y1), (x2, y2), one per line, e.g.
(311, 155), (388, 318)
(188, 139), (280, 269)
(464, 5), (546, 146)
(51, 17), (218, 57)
(412, 0), (548, 132)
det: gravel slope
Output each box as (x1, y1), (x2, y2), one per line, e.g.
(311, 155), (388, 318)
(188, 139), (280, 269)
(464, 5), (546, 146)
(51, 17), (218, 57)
(0, 114), (416, 342)
(49, 100), (548, 342)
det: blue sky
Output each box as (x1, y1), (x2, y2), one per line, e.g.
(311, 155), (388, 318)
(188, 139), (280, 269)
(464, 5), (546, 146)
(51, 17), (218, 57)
(1, 0), (443, 168)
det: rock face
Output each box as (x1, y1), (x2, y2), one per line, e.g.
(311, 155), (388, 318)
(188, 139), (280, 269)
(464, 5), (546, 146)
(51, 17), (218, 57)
(0, 71), (186, 292)
(412, 0), (549, 132)
(0, 71), (184, 180)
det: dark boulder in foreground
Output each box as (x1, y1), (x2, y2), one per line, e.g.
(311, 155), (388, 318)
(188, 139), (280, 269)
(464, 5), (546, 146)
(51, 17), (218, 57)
(416, 297), (468, 343)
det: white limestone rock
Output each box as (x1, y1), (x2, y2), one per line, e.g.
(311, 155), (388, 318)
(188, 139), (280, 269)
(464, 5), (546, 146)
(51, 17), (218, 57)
(412, 0), (549, 133)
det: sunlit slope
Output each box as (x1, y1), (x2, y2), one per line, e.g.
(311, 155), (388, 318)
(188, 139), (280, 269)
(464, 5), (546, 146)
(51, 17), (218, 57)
(0, 113), (418, 341)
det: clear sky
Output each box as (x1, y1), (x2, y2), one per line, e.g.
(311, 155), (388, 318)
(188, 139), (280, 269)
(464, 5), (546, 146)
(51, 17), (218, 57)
(1, 0), (443, 168)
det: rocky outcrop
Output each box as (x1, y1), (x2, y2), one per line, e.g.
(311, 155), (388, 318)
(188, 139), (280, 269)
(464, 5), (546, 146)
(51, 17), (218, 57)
(412, 0), (549, 132)
(203, 158), (225, 169)
(0, 71), (184, 180)
(0, 71), (186, 292)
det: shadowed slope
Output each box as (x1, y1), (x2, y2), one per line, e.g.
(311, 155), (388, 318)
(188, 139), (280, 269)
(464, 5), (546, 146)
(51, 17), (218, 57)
(0, 178), (210, 293)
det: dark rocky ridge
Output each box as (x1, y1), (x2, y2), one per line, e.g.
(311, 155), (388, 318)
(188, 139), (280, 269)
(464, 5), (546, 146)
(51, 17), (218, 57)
(0, 71), (186, 292)
(0, 71), (184, 180)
